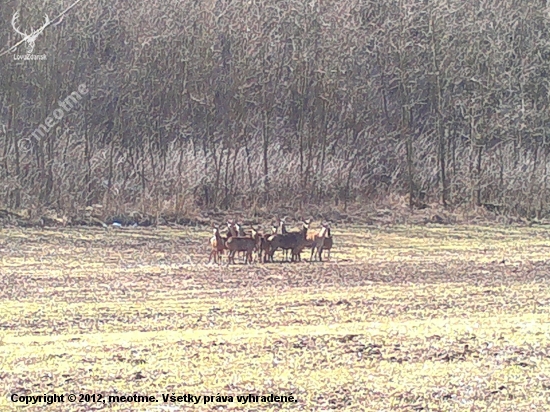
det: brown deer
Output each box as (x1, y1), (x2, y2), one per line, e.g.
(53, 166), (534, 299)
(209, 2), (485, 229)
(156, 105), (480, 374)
(234, 222), (247, 261)
(268, 220), (310, 262)
(293, 220), (311, 262)
(254, 228), (270, 263)
(292, 223), (327, 262)
(225, 227), (257, 264)
(323, 225), (333, 260)
(208, 226), (225, 264)
(278, 217), (291, 261)
(260, 225), (277, 263)
(309, 223), (329, 262)
(227, 220), (238, 237)
(221, 220), (236, 255)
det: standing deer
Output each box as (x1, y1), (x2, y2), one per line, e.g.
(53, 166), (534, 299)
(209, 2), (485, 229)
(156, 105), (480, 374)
(225, 228), (257, 264)
(208, 226), (225, 264)
(260, 225), (277, 263)
(278, 218), (291, 261)
(323, 225), (333, 260)
(227, 220), (238, 237)
(235, 222), (248, 262)
(293, 220), (310, 262)
(309, 223), (330, 262)
(219, 223), (234, 256)
(292, 223), (327, 262)
(268, 220), (310, 262)
(253, 229), (269, 263)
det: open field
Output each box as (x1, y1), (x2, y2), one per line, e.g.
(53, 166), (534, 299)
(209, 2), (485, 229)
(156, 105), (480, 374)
(1, 224), (550, 411)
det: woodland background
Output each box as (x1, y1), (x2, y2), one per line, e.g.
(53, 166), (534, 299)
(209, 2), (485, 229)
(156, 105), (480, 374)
(1, 0), (550, 225)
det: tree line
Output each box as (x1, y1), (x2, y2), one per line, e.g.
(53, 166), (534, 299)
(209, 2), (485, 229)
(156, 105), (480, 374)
(1, 0), (549, 221)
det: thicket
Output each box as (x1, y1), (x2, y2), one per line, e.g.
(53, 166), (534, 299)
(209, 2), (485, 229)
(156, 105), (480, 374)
(1, 0), (550, 222)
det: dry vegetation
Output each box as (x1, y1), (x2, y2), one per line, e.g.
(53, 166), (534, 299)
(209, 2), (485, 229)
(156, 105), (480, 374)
(3, 0), (550, 221)
(1, 225), (550, 411)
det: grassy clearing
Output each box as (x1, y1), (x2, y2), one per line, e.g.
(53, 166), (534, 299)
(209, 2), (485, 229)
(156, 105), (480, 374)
(1, 225), (550, 411)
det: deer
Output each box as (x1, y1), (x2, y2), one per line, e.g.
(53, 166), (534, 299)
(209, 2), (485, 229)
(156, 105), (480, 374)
(225, 227), (257, 264)
(251, 227), (263, 262)
(299, 222), (330, 262)
(208, 226), (226, 264)
(278, 217), (291, 261)
(292, 223), (327, 262)
(267, 220), (310, 262)
(254, 228), (271, 263)
(323, 225), (333, 260)
(309, 223), (330, 262)
(233, 221), (244, 261)
(260, 225), (277, 263)
(218, 221), (235, 257)
(294, 220), (311, 262)
(227, 220), (238, 237)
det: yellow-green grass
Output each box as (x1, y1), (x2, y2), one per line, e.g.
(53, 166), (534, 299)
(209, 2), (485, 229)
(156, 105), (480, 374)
(1, 225), (550, 411)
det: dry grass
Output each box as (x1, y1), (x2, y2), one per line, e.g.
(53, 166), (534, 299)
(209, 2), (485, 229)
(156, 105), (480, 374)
(1, 225), (550, 411)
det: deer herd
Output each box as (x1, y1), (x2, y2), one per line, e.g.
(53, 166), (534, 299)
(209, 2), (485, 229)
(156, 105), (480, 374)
(208, 218), (333, 265)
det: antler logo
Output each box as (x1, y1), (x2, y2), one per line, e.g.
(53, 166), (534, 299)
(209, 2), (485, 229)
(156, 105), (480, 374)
(11, 11), (50, 55)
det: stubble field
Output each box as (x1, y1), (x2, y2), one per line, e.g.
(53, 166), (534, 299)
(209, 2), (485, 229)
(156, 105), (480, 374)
(1, 224), (550, 411)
